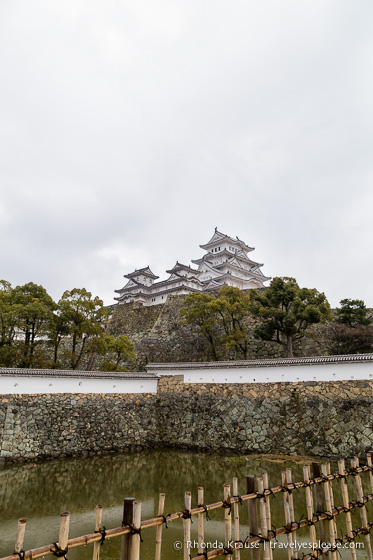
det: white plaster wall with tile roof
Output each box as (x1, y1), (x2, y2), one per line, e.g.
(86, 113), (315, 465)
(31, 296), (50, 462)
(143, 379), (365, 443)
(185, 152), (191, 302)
(0, 369), (158, 394)
(147, 355), (373, 384)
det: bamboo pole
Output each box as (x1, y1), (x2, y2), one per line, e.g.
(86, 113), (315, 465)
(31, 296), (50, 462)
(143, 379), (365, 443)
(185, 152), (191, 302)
(303, 465), (317, 556)
(224, 484), (232, 560)
(326, 463), (338, 558)
(246, 475), (260, 560)
(197, 488), (204, 555)
(233, 478), (240, 560)
(286, 468), (298, 558)
(263, 473), (273, 560)
(286, 468), (298, 560)
(121, 498), (135, 560)
(14, 518), (27, 555)
(263, 473), (272, 534)
(282, 472), (294, 560)
(351, 457), (372, 560)
(155, 494), (165, 560)
(128, 501), (142, 560)
(367, 453), (373, 493)
(56, 512), (70, 553)
(320, 464), (337, 560)
(311, 462), (327, 558)
(326, 463), (338, 539)
(184, 492), (192, 560)
(93, 505), (103, 560)
(258, 478), (270, 560)
(338, 460), (357, 560)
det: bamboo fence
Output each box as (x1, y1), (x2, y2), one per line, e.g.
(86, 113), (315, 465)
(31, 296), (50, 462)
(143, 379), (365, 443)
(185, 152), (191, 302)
(3, 454), (373, 560)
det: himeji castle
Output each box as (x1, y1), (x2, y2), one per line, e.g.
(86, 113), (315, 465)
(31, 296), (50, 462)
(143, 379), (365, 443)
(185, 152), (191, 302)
(114, 228), (270, 306)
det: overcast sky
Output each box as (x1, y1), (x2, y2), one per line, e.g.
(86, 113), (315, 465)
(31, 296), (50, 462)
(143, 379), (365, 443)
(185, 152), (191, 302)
(1, 1), (372, 307)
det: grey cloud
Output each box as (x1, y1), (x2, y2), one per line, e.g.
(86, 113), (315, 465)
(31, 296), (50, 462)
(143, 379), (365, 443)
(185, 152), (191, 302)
(0, 0), (372, 307)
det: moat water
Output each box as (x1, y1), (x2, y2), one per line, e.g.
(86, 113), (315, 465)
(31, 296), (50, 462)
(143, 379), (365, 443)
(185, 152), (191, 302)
(0, 450), (367, 559)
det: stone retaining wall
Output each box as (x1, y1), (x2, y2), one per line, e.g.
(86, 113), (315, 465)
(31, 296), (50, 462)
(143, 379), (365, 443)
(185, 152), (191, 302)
(108, 297), (329, 367)
(0, 393), (157, 460)
(157, 377), (373, 457)
(1, 378), (372, 461)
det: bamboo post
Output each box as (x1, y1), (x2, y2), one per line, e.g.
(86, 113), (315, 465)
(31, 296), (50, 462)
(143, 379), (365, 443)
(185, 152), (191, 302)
(233, 478), (241, 560)
(303, 465), (317, 555)
(326, 464), (336, 514)
(128, 501), (142, 560)
(93, 505), (103, 560)
(184, 492), (192, 560)
(197, 487), (204, 555)
(121, 498), (135, 560)
(155, 493), (165, 560)
(57, 512), (70, 552)
(263, 473), (273, 560)
(14, 518), (27, 554)
(224, 484), (233, 560)
(282, 472), (294, 560)
(246, 475), (260, 560)
(351, 457), (372, 560)
(258, 478), (270, 560)
(320, 464), (337, 560)
(286, 468), (298, 560)
(367, 452), (373, 493)
(312, 462), (327, 558)
(338, 460), (357, 560)
(326, 463), (338, 557)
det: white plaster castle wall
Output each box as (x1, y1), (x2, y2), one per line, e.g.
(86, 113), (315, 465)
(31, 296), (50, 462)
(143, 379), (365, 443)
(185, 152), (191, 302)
(149, 360), (373, 384)
(0, 375), (158, 394)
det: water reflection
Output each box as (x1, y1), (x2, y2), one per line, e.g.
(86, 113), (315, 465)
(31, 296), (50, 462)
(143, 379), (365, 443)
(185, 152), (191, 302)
(0, 451), (368, 559)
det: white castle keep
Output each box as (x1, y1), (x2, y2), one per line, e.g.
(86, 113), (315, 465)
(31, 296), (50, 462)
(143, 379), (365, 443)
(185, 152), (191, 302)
(114, 228), (270, 306)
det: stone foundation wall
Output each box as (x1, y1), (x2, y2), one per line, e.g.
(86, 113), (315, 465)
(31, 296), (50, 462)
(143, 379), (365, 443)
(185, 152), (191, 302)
(1, 378), (372, 461)
(157, 377), (373, 457)
(0, 393), (157, 461)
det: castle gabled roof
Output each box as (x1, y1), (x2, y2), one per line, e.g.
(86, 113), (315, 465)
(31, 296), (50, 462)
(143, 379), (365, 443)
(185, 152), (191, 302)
(202, 279), (223, 291)
(194, 258), (221, 275)
(233, 249), (263, 267)
(192, 248), (245, 265)
(114, 278), (142, 293)
(199, 228), (254, 253)
(124, 266), (159, 280)
(215, 259), (271, 282)
(192, 253), (269, 280)
(234, 235), (254, 253)
(165, 261), (198, 275)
